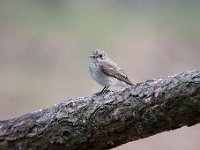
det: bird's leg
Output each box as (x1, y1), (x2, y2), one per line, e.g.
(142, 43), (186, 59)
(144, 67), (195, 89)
(101, 86), (110, 93)
(95, 86), (110, 96)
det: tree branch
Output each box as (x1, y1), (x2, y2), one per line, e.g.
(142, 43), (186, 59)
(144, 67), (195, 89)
(0, 70), (200, 150)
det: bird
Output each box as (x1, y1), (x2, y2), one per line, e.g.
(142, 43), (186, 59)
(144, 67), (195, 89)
(89, 49), (133, 93)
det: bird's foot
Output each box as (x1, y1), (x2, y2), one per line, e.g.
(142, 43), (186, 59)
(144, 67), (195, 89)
(95, 89), (111, 96)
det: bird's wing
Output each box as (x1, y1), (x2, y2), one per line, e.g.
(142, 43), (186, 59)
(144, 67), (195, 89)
(99, 62), (133, 85)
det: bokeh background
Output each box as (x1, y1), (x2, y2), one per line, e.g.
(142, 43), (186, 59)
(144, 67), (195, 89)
(0, 0), (200, 149)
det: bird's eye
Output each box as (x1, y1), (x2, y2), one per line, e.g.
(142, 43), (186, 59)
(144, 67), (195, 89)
(99, 54), (103, 58)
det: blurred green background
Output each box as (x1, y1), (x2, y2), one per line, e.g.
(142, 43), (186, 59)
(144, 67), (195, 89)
(0, 0), (200, 149)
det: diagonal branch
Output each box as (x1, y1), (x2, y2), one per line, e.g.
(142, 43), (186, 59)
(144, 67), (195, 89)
(0, 70), (200, 150)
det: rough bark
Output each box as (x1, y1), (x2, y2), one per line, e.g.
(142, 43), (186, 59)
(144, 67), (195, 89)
(0, 70), (200, 150)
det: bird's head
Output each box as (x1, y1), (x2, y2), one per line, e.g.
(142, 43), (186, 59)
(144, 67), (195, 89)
(90, 49), (108, 62)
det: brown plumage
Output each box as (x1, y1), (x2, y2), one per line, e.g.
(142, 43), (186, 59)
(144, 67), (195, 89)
(99, 62), (133, 86)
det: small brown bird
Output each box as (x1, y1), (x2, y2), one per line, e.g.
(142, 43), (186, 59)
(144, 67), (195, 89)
(89, 49), (133, 93)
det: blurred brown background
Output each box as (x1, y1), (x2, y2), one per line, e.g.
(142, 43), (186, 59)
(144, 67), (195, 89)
(0, 0), (200, 149)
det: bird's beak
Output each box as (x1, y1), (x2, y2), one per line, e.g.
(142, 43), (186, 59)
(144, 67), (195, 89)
(90, 55), (95, 58)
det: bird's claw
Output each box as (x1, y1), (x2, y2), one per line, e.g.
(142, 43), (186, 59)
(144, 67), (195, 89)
(95, 89), (111, 96)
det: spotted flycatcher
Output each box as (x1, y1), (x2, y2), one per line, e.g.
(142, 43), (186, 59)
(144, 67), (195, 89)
(89, 49), (133, 93)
